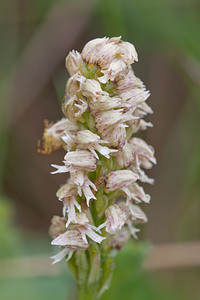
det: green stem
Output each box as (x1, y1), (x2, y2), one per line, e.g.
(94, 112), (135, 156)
(77, 284), (98, 300)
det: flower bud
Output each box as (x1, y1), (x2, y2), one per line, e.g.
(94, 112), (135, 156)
(65, 50), (83, 76)
(105, 170), (138, 193)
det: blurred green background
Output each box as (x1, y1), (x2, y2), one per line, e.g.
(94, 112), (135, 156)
(0, 0), (200, 299)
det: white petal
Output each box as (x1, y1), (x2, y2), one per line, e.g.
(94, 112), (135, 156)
(74, 199), (81, 212)
(89, 147), (99, 159)
(65, 249), (74, 262)
(51, 248), (69, 264)
(51, 164), (69, 174)
(127, 221), (140, 239)
(87, 179), (97, 191)
(97, 221), (107, 231)
(80, 232), (88, 244)
(82, 186), (96, 206)
(83, 227), (106, 244)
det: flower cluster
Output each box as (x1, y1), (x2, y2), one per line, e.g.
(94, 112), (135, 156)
(40, 37), (156, 271)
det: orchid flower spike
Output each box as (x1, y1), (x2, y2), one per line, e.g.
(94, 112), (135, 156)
(39, 36), (155, 299)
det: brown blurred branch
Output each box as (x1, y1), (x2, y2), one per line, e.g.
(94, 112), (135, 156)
(8, 0), (97, 127)
(144, 241), (200, 270)
(176, 52), (200, 87)
(0, 242), (200, 278)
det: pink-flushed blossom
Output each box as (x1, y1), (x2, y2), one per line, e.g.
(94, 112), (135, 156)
(62, 130), (117, 159)
(129, 204), (148, 223)
(101, 123), (127, 148)
(51, 227), (89, 263)
(121, 202), (148, 223)
(129, 138), (156, 166)
(115, 141), (135, 168)
(98, 204), (127, 234)
(64, 150), (97, 172)
(81, 37), (138, 84)
(123, 182), (151, 204)
(56, 184), (81, 227)
(51, 150), (97, 175)
(69, 212), (106, 244)
(70, 171), (97, 206)
(119, 88), (150, 110)
(105, 170), (139, 193)
(95, 109), (135, 135)
(51, 151), (97, 206)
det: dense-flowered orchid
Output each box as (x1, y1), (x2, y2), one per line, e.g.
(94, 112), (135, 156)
(40, 36), (155, 300)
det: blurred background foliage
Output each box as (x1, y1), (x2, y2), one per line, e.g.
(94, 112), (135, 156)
(0, 0), (200, 299)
